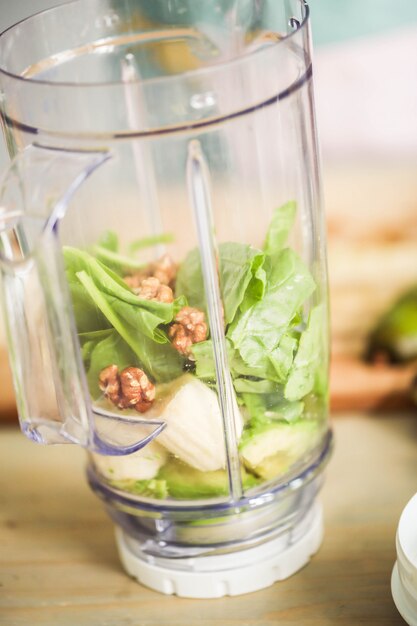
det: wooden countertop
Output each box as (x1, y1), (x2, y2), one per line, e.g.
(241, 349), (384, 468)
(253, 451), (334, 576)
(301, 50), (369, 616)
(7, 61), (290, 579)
(1, 414), (416, 625)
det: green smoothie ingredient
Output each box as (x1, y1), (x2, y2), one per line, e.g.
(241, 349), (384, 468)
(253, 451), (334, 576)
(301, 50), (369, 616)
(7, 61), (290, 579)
(65, 202), (327, 498)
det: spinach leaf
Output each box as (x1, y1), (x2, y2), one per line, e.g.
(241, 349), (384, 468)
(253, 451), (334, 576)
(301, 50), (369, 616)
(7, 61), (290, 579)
(190, 338), (272, 382)
(65, 263), (110, 333)
(64, 246), (183, 383)
(174, 247), (204, 311)
(98, 231), (119, 252)
(78, 329), (115, 342)
(87, 330), (139, 397)
(76, 271), (184, 382)
(228, 248), (315, 377)
(284, 305), (324, 401)
(92, 245), (146, 274)
(228, 332), (297, 383)
(128, 233), (174, 254)
(64, 247), (175, 330)
(64, 247), (131, 294)
(263, 201), (296, 256)
(241, 392), (304, 425)
(233, 378), (279, 394)
(79, 329), (114, 370)
(175, 242), (266, 325)
(217, 243), (266, 323)
(192, 334), (297, 387)
(190, 340), (216, 380)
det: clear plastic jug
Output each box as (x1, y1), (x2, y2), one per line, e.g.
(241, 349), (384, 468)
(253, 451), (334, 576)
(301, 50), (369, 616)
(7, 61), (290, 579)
(0, 0), (332, 597)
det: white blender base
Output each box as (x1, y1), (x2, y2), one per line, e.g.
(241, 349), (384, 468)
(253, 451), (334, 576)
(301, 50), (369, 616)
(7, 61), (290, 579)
(115, 501), (323, 598)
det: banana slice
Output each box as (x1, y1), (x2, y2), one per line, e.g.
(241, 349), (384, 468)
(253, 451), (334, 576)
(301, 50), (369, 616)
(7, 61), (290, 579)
(91, 440), (168, 481)
(150, 375), (243, 472)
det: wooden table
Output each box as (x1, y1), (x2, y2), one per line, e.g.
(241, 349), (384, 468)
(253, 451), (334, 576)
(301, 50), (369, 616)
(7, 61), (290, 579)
(1, 414), (416, 626)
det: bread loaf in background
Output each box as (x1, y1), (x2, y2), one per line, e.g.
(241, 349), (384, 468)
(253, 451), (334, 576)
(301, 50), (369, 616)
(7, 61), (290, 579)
(326, 162), (417, 410)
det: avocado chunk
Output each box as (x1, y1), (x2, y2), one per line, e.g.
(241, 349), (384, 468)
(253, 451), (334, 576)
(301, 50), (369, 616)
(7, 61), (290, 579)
(158, 459), (259, 499)
(109, 478), (168, 499)
(240, 420), (321, 479)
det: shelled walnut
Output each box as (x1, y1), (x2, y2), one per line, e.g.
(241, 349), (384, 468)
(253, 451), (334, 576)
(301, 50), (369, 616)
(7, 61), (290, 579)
(98, 365), (120, 406)
(169, 306), (208, 356)
(123, 272), (147, 291)
(124, 254), (177, 293)
(99, 365), (155, 413)
(136, 277), (173, 303)
(152, 254), (177, 287)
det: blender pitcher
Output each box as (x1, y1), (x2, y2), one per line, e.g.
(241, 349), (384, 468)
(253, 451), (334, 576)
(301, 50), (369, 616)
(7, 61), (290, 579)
(0, 0), (332, 598)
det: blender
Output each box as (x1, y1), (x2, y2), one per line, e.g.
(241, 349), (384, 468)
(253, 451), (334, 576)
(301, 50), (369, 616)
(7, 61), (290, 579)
(0, 0), (332, 597)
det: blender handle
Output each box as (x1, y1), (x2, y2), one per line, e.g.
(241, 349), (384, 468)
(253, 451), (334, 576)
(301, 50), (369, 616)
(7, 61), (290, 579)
(0, 144), (165, 455)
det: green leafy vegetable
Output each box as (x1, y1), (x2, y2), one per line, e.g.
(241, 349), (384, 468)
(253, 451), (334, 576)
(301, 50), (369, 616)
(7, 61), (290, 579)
(263, 201), (297, 257)
(184, 202), (323, 430)
(64, 246), (184, 382)
(86, 330), (140, 397)
(64, 247), (175, 336)
(79, 329), (114, 370)
(233, 378), (278, 394)
(66, 276), (110, 333)
(64, 201), (326, 493)
(284, 305), (324, 401)
(228, 249), (315, 379)
(75, 271), (168, 344)
(98, 230), (119, 252)
(76, 270), (183, 382)
(92, 245), (146, 273)
(241, 392), (304, 425)
(176, 242), (266, 325)
(128, 232), (174, 254)
(217, 243), (266, 323)
(190, 340), (216, 380)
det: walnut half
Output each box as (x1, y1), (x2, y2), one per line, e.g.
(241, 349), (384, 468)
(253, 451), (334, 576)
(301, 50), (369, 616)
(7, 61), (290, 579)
(136, 277), (174, 303)
(99, 365), (155, 413)
(123, 254), (177, 293)
(152, 254), (177, 286)
(168, 306), (208, 356)
(98, 365), (120, 406)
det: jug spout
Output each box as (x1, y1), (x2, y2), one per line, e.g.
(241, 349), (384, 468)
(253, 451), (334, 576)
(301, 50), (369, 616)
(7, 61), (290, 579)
(0, 145), (164, 454)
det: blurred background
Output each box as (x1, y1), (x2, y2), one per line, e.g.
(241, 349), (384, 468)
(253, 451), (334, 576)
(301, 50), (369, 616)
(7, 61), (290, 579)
(0, 0), (417, 419)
